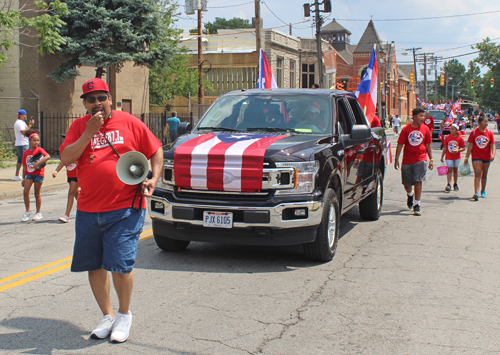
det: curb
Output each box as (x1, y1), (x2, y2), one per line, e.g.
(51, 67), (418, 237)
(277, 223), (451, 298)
(0, 183), (68, 201)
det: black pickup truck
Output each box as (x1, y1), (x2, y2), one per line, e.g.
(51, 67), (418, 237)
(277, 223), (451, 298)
(149, 89), (387, 262)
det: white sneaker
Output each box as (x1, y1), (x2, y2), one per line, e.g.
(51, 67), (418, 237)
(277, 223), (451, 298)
(110, 312), (132, 343)
(22, 211), (32, 222)
(90, 315), (115, 339)
(14, 175), (22, 181)
(59, 215), (70, 223)
(33, 213), (43, 221)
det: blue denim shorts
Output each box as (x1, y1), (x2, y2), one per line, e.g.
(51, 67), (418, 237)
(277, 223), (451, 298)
(16, 144), (29, 164)
(25, 174), (44, 183)
(445, 159), (460, 168)
(71, 208), (146, 273)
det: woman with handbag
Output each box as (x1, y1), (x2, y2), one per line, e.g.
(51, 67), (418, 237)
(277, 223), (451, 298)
(464, 115), (496, 201)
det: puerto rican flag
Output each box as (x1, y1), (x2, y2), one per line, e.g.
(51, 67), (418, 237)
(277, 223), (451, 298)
(174, 133), (286, 192)
(386, 140), (392, 165)
(257, 49), (278, 89)
(355, 44), (378, 124)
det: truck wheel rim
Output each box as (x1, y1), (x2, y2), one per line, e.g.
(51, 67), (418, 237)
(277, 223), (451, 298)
(327, 204), (337, 248)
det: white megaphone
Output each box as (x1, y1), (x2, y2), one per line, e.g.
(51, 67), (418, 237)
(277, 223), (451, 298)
(116, 151), (149, 188)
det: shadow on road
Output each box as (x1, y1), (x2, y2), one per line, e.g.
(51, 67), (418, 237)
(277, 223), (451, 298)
(0, 317), (99, 354)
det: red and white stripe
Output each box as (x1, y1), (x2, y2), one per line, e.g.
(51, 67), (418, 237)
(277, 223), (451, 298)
(174, 133), (286, 192)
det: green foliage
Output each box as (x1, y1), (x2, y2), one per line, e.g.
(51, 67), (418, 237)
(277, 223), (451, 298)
(473, 38), (500, 112)
(49, 0), (177, 81)
(0, 0), (68, 68)
(204, 17), (252, 34)
(0, 129), (16, 168)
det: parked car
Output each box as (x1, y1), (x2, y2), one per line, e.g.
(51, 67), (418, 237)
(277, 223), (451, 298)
(149, 89), (387, 262)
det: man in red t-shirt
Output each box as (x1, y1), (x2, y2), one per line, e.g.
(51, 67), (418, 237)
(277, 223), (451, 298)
(423, 111), (434, 134)
(60, 78), (163, 343)
(394, 107), (434, 216)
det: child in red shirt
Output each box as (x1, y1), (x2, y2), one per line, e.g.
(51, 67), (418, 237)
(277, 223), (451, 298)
(439, 124), (465, 192)
(21, 129), (51, 222)
(464, 115), (496, 200)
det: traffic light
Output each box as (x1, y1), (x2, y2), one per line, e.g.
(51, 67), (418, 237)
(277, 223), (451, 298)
(409, 72), (414, 84)
(490, 78), (495, 88)
(440, 74), (445, 86)
(380, 81), (384, 91)
(471, 79), (475, 89)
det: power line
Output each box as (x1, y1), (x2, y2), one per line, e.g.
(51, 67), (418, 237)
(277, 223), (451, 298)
(335, 9), (500, 22)
(261, 0), (288, 25)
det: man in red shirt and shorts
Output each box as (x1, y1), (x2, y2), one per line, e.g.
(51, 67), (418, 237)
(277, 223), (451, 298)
(60, 78), (163, 343)
(394, 107), (434, 216)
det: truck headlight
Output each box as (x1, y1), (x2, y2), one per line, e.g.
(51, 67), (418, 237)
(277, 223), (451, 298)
(274, 161), (319, 194)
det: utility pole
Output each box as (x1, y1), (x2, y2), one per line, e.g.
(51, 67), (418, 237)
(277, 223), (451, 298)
(314, 5), (324, 88)
(423, 53), (427, 102)
(404, 47), (421, 85)
(255, 0), (261, 80)
(303, 0), (331, 88)
(197, 9), (203, 105)
(434, 56), (439, 102)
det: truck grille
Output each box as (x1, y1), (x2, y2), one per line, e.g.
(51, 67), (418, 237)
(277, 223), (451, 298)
(174, 188), (274, 201)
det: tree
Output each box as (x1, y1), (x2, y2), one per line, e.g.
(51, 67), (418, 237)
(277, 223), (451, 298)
(48, 0), (176, 83)
(149, 1), (198, 107)
(439, 59), (466, 101)
(474, 38), (500, 111)
(204, 17), (252, 34)
(0, 0), (68, 68)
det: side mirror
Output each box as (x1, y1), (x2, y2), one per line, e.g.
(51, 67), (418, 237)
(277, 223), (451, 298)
(177, 122), (192, 136)
(343, 124), (371, 147)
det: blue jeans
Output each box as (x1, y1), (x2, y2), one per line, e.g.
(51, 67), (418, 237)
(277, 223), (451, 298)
(71, 208), (146, 273)
(16, 144), (29, 164)
(169, 130), (178, 142)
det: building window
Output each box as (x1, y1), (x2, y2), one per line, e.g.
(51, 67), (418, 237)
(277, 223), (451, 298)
(277, 57), (283, 88)
(393, 93), (396, 109)
(289, 60), (296, 88)
(302, 63), (315, 88)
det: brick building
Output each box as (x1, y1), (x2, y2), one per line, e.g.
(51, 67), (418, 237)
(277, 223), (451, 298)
(321, 19), (416, 120)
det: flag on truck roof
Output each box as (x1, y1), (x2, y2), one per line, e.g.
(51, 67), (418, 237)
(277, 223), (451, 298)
(355, 45), (378, 124)
(257, 49), (278, 89)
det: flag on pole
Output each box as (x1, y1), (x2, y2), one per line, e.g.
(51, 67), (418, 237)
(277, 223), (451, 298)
(257, 49), (278, 89)
(355, 45), (378, 124)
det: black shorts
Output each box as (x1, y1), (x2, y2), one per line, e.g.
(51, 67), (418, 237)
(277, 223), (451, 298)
(67, 177), (78, 183)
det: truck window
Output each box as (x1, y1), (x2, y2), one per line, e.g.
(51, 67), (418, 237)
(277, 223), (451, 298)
(337, 99), (352, 134)
(347, 97), (369, 125)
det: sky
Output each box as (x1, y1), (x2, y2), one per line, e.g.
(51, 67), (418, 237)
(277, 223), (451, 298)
(175, 0), (500, 75)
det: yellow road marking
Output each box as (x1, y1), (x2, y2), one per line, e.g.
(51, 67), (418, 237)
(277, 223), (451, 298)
(0, 228), (153, 293)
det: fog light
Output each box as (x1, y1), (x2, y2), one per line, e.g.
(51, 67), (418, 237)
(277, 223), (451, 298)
(294, 208), (306, 217)
(155, 202), (164, 209)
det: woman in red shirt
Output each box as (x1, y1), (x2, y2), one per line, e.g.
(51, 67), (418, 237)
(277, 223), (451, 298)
(440, 124), (465, 192)
(464, 115), (496, 200)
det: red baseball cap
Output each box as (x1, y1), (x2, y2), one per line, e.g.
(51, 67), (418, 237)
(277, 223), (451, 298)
(80, 78), (110, 98)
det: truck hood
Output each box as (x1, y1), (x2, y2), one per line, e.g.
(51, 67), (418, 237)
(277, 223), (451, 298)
(164, 132), (332, 161)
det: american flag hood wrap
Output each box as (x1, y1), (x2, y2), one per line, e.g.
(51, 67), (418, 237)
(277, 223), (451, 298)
(174, 133), (287, 192)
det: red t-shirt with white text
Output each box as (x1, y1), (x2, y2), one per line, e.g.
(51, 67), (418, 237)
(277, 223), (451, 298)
(22, 147), (48, 177)
(443, 134), (465, 160)
(60, 111), (162, 212)
(397, 124), (432, 165)
(423, 116), (434, 132)
(467, 128), (495, 161)
(441, 118), (452, 131)
(66, 162), (78, 178)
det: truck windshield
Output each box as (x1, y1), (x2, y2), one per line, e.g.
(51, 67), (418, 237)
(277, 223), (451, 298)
(197, 95), (333, 134)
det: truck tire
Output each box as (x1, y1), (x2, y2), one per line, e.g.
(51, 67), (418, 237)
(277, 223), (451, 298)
(303, 188), (339, 262)
(359, 170), (383, 221)
(154, 234), (190, 252)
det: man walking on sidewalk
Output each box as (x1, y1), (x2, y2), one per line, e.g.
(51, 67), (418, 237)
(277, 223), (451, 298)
(13, 110), (34, 180)
(394, 107), (434, 216)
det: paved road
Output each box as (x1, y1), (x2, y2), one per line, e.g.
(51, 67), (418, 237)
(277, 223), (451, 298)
(0, 132), (499, 354)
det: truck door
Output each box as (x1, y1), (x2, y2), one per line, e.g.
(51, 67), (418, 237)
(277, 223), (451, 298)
(337, 98), (360, 206)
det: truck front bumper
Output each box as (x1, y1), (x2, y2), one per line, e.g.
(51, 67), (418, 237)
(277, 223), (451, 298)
(148, 196), (323, 246)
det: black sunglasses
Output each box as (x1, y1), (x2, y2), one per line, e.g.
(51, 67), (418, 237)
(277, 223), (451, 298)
(86, 94), (109, 104)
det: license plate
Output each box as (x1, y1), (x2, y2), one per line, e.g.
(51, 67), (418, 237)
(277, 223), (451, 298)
(203, 211), (233, 228)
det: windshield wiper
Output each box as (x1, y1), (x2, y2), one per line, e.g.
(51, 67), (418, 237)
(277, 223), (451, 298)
(246, 127), (297, 133)
(197, 126), (244, 132)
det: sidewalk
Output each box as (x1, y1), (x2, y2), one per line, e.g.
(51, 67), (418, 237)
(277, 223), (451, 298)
(0, 160), (68, 200)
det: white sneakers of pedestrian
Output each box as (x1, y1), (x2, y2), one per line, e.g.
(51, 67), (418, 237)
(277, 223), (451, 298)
(59, 215), (70, 223)
(21, 211), (32, 222)
(32, 213), (43, 221)
(110, 312), (133, 343)
(90, 315), (115, 339)
(14, 175), (22, 181)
